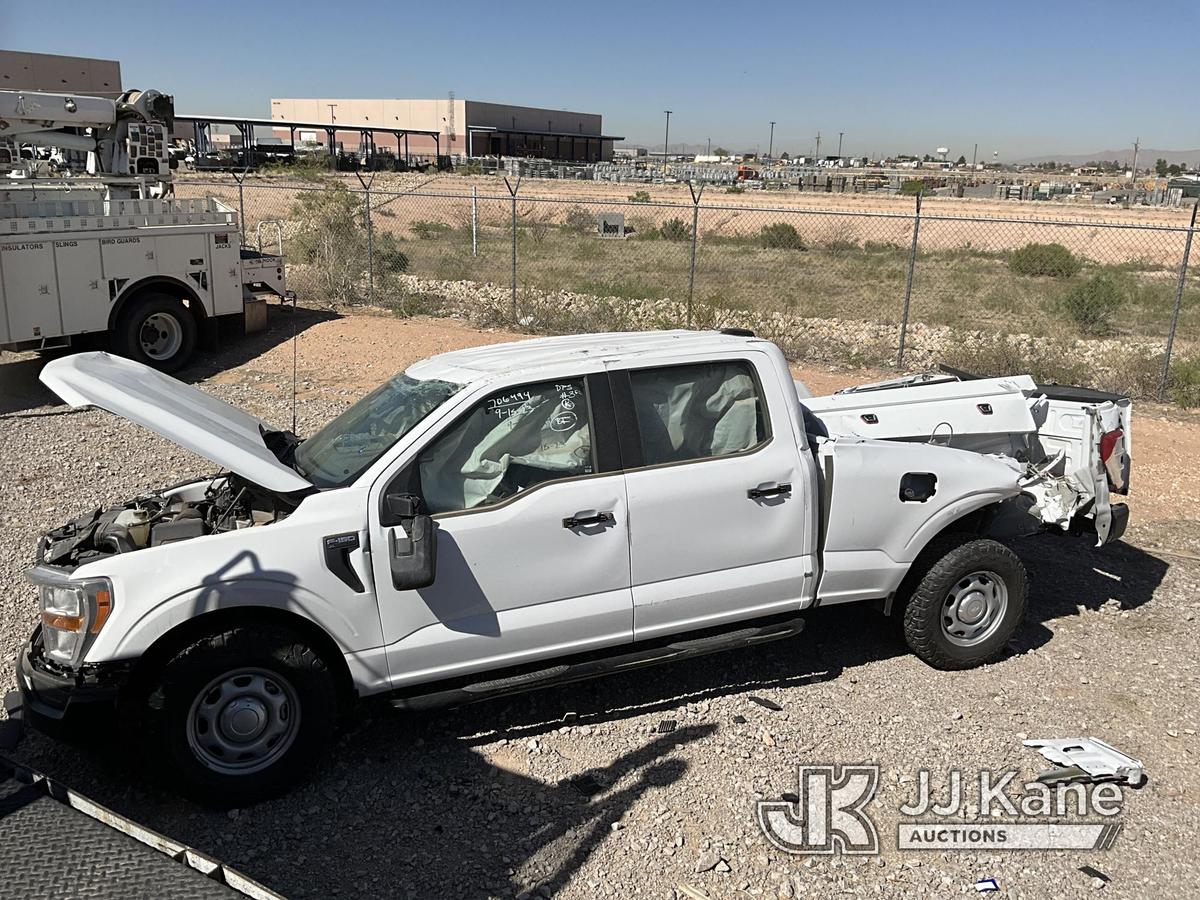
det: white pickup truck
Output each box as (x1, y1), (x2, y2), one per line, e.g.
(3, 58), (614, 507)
(11, 331), (1131, 803)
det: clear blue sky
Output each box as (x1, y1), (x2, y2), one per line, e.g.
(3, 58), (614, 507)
(3, 0), (1197, 159)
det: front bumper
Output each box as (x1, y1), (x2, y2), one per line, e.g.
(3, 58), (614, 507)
(13, 626), (132, 741)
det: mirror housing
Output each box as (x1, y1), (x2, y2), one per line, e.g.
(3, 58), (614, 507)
(383, 493), (437, 590)
(383, 492), (419, 523)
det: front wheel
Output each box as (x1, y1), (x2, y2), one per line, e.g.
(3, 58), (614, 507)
(113, 292), (198, 373)
(902, 535), (1029, 670)
(136, 624), (339, 805)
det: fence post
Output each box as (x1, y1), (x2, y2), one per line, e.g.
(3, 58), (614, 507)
(471, 185), (478, 257)
(356, 170), (376, 305)
(687, 181), (703, 328)
(232, 166), (248, 243)
(897, 191), (923, 368)
(504, 175), (521, 323)
(1160, 202), (1199, 400)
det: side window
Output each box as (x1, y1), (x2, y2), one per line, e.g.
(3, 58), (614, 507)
(413, 378), (594, 514)
(628, 361), (768, 466)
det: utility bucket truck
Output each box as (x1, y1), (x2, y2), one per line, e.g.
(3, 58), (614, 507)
(0, 88), (287, 371)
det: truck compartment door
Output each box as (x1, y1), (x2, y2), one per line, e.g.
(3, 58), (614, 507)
(0, 240), (62, 342)
(54, 239), (107, 335)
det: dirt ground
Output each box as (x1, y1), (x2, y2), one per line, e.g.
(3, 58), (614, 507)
(2, 309), (1199, 899)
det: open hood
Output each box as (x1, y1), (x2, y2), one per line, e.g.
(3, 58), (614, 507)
(40, 352), (313, 494)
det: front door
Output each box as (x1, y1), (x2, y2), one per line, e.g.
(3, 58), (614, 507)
(370, 373), (633, 687)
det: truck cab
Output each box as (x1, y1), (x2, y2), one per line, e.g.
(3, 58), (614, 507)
(13, 331), (1131, 803)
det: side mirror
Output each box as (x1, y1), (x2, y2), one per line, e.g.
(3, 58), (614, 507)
(383, 493), (437, 590)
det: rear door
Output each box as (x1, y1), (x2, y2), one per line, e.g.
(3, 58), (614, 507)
(613, 350), (817, 640)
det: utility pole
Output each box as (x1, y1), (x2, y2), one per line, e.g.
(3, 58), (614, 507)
(815, 131), (822, 160)
(837, 132), (844, 159)
(707, 137), (711, 156)
(1127, 137), (1140, 207)
(768, 121), (775, 162)
(663, 110), (672, 178)
(971, 142), (978, 169)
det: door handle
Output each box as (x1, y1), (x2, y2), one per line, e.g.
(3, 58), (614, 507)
(562, 510), (615, 529)
(748, 482), (792, 500)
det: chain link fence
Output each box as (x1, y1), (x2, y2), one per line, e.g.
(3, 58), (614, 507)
(173, 176), (1200, 404)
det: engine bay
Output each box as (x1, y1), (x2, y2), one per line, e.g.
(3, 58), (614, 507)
(39, 474), (295, 569)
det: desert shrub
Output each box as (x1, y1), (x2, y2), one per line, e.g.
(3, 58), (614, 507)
(562, 205), (596, 234)
(290, 182), (374, 305)
(940, 337), (1091, 387)
(625, 216), (656, 240)
(1008, 242), (1082, 278)
(1061, 274), (1124, 334)
(374, 232), (409, 274)
(382, 287), (442, 318)
(1164, 356), (1200, 407)
(820, 221), (861, 257)
(659, 217), (692, 242)
(759, 222), (806, 250)
(410, 220), (452, 240)
(628, 190), (652, 203)
(725, 185), (746, 194)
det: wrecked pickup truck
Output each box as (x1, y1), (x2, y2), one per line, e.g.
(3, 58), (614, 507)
(12, 331), (1131, 803)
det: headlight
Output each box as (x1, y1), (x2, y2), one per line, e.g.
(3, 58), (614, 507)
(26, 567), (113, 667)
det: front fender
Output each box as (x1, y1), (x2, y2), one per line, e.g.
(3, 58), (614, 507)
(107, 576), (364, 660)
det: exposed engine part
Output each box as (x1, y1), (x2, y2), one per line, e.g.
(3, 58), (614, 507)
(38, 474), (291, 569)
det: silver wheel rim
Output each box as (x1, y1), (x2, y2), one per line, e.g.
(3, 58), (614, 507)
(139, 311), (184, 360)
(942, 570), (1008, 647)
(186, 668), (300, 775)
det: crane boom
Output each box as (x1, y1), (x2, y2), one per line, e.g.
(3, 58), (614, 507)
(0, 88), (174, 185)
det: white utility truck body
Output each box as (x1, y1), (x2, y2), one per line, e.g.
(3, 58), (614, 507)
(0, 88), (286, 370)
(12, 332), (1131, 803)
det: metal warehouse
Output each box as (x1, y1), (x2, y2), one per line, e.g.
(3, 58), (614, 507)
(269, 97), (622, 162)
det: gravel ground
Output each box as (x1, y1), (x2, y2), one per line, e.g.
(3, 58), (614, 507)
(1, 308), (1198, 900)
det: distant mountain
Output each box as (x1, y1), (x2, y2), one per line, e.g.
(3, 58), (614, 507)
(1012, 148), (1200, 168)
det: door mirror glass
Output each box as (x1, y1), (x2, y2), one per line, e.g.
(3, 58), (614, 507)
(389, 512), (437, 591)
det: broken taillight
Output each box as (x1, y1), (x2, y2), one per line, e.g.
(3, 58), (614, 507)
(1099, 427), (1129, 494)
(1099, 428), (1123, 462)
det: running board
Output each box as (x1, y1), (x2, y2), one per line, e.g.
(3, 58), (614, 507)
(389, 615), (805, 712)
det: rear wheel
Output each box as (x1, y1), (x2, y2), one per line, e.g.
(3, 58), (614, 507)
(114, 292), (197, 373)
(902, 535), (1029, 670)
(135, 624), (338, 806)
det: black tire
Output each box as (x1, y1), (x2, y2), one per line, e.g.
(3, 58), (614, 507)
(113, 292), (197, 373)
(134, 624), (338, 806)
(902, 534), (1029, 670)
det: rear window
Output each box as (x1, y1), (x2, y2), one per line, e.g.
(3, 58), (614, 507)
(628, 361), (768, 466)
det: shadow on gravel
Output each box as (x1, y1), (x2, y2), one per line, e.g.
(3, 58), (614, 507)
(7, 535), (1170, 898)
(0, 302), (337, 418)
(1008, 534), (1169, 654)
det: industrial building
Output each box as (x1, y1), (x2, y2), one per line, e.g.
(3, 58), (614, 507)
(0, 50), (122, 97)
(268, 97), (622, 162)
